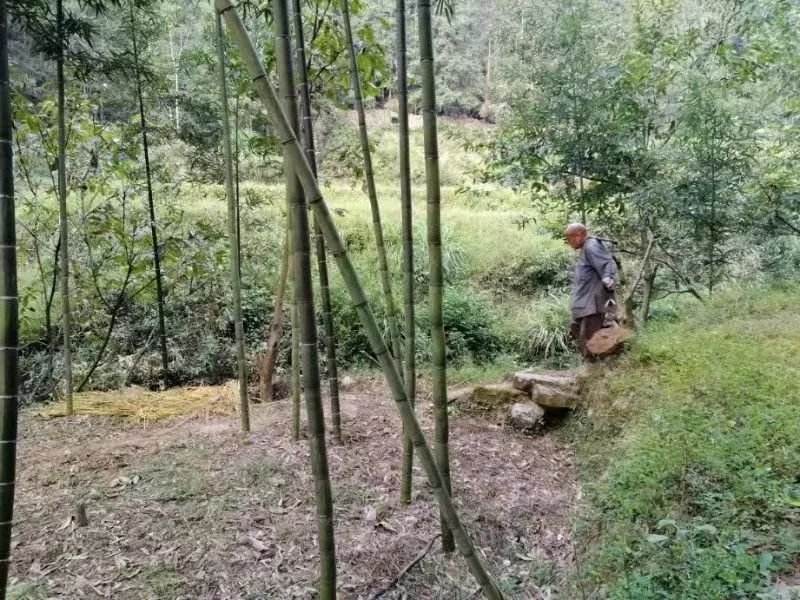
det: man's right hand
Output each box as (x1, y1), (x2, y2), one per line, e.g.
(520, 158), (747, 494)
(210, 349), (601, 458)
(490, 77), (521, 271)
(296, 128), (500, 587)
(602, 277), (615, 291)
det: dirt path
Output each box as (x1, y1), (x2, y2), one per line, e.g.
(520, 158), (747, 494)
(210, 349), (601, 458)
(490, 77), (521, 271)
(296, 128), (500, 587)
(9, 375), (576, 599)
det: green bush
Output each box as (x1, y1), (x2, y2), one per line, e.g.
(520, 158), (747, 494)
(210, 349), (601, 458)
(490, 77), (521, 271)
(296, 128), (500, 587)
(417, 287), (502, 366)
(490, 243), (572, 295)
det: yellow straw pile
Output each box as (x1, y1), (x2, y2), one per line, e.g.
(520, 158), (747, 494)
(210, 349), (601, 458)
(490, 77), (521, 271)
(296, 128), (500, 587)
(42, 382), (239, 424)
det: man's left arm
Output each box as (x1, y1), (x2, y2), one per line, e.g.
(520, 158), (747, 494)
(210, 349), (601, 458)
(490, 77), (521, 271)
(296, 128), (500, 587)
(586, 239), (617, 290)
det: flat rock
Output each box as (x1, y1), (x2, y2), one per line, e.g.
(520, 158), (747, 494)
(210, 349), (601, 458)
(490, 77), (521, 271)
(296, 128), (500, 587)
(512, 370), (577, 394)
(586, 326), (634, 358)
(449, 384), (527, 412)
(508, 402), (546, 429)
(532, 384), (578, 409)
(472, 384), (528, 411)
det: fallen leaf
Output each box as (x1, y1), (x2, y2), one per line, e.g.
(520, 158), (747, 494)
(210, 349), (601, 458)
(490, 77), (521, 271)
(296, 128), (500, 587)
(248, 537), (268, 552)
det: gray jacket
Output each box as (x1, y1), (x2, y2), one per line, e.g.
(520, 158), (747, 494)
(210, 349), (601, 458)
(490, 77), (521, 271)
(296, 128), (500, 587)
(571, 237), (617, 320)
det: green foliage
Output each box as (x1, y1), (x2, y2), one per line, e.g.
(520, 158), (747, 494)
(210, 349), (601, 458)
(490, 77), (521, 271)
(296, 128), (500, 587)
(418, 287), (502, 366)
(491, 244), (571, 294)
(519, 294), (573, 362)
(573, 286), (800, 599)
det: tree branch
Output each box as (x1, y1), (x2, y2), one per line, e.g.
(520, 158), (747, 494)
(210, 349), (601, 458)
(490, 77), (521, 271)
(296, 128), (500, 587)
(368, 534), (442, 600)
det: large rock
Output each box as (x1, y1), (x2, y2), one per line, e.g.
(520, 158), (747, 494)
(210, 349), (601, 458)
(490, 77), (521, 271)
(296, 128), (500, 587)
(512, 370), (578, 394)
(586, 326), (634, 358)
(532, 384), (578, 409)
(508, 402), (546, 429)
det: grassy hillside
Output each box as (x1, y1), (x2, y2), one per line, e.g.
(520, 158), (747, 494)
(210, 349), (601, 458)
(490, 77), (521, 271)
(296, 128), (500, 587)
(571, 285), (800, 599)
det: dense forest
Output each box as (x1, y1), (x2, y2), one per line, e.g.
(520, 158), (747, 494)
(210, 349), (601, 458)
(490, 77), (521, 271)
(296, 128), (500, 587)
(1, 0), (799, 598)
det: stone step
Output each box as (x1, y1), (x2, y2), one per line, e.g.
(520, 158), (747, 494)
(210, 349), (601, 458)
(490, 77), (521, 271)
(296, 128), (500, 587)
(532, 383), (578, 409)
(508, 402), (545, 430)
(512, 370), (578, 394)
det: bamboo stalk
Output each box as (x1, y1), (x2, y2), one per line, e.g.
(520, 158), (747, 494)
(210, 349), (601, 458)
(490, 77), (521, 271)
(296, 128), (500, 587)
(56, 0), (73, 415)
(396, 0), (416, 505)
(417, 0), (454, 553)
(215, 11), (250, 432)
(289, 206), (301, 441)
(0, 1), (19, 594)
(215, 3), (502, 597)
(341, 0), (404, 381)
(272, 0), (337, 595)
(292, 0), (341, 444)
(130, 1), (169, 385)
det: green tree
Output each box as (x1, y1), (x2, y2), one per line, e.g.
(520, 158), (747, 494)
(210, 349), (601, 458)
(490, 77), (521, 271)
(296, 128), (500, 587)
(128, 0), (169, 385)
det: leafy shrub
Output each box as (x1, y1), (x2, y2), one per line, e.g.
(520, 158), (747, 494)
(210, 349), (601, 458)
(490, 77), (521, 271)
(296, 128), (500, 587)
(757, 235), (800, 280)
(491, 244), (572, 295)
(417, 287), (502, 365)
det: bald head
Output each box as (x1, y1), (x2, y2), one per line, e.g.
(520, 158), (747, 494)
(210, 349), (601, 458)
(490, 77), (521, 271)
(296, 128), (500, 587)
(564, 222), (588, 249)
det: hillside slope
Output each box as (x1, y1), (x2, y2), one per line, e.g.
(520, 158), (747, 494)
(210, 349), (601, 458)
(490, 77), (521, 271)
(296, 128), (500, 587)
(571, 286), (800, 599)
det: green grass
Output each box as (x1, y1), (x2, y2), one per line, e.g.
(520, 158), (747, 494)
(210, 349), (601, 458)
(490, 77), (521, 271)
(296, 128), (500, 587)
(570, 285), (800, 599)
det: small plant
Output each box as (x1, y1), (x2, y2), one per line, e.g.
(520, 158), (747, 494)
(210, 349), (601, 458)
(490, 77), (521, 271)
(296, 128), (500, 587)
(521, 294), (573, 360)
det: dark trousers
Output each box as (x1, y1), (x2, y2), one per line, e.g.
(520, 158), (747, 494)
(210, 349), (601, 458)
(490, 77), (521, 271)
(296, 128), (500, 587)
(570, 313), (604, 359)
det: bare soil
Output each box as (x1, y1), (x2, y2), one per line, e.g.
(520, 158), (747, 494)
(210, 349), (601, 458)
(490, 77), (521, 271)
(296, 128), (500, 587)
(9, 374), (576, 599)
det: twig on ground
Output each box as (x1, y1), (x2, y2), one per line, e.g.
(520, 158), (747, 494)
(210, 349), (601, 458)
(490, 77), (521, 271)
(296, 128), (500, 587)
(368, 534), (442, 600)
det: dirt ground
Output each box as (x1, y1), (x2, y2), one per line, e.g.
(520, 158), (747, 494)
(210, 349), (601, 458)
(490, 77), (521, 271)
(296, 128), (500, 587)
(8, 374), (577, 599)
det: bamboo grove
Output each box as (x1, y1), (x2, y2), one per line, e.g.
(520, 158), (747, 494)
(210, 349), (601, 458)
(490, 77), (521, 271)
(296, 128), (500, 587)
(215, 0), (503, 596)
(0, 0), (508, 596)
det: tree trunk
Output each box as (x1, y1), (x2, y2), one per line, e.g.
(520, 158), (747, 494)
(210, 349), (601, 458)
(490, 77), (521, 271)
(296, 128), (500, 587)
(56, 0), (74, 415)
(271, 0), (337, 595)
(0, 0), (20, 591)
(130, 2), (169, 385)
(216, 4), (503, 597)
(260, 230), (289, 403)
(341, 0), (404, 381)
(292, 0), (341, 444)
(417, 0), (454, 553)
(396, 0), (416, 506)
(640, 263), (658, 325)
(216, 11), (250, 433)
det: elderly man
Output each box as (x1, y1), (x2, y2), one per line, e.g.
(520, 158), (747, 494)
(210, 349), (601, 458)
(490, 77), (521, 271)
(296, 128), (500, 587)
(564, 223), (617, 358)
